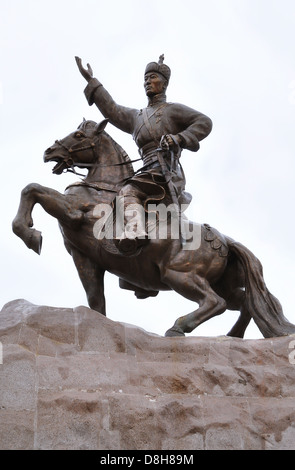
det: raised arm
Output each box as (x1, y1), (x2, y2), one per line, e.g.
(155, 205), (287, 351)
(75, 56), (94, 82)
(75, 56), (137, 135)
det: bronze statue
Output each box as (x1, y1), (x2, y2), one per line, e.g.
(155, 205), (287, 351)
(12, 55), (295, 338)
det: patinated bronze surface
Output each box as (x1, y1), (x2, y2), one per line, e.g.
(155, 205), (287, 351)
(12, 56), (295, 338)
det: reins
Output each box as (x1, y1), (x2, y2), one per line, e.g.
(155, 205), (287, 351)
(54, 136), (141, 177)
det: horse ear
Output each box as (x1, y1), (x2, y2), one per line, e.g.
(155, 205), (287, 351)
(96, 118), (109, 134)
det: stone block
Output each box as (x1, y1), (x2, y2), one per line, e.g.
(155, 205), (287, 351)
(1, 299), (295, 450)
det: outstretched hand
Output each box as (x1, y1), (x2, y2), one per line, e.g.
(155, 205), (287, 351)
(75, 56), (94, 82)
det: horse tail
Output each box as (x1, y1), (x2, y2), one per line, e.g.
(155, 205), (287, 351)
(227, 238), (295, 338)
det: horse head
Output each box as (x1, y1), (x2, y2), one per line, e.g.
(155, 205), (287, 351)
(44, 118), (134, 185)
(43, 118), (109, 175)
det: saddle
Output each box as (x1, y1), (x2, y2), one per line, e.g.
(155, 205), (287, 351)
(203, 223), (229, 257)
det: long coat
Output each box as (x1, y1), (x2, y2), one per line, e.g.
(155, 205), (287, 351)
(84, 77), (212, 205)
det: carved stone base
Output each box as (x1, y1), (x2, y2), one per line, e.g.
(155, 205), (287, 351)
(1, 299), (295, 450)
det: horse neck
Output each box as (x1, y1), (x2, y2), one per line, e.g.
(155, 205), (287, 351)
(85, 132), (133, 186)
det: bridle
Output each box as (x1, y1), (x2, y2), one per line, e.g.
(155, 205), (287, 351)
(54, 133), (141, 177)
(54, 134), (101, 176)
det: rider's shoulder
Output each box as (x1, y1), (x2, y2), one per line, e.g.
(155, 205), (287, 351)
(168, 102), (199, 113)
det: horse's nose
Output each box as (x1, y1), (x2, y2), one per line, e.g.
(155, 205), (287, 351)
(44, 146), (53, 154)
(43, 145), (56, 162)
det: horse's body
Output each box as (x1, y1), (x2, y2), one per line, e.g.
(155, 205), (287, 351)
(13, 119), (295, 338)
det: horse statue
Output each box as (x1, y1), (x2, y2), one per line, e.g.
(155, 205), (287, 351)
(12, 118), (295, 338)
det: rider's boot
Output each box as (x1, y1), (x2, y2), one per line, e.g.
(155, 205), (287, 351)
(115, 195), (148, 255)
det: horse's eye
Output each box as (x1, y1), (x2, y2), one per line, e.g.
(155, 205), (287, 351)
(75, 132), (83, 138)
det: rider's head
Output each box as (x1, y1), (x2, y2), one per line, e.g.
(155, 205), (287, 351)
(144, 54), (171, 97)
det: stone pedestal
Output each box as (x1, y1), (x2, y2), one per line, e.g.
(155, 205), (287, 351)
(1, 299), (295, 450)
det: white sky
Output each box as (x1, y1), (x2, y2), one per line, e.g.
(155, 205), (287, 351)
(1, 0), (295, 338)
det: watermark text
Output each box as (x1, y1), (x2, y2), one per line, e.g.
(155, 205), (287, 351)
(92, 198), (201, 250)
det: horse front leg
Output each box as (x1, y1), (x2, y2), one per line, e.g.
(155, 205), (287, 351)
(12, 183), (83, 254)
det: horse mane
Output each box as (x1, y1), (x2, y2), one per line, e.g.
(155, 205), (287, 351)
(78, 119), (134, 177)
(105, 132), (134, 176)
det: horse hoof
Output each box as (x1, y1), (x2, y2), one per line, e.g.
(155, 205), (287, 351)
(28, 229), (43, 255)
(165, 327), (185, 337)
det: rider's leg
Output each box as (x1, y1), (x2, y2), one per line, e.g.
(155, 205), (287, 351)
(117, 184), (147, 239)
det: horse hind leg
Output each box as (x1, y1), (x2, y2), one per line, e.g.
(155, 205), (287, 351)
(227, 306), (251, 338)
(224, 287), (251, 338)
(163, 270), (227, 337)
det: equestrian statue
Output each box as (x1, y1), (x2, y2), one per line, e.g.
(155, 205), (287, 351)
(12, 55), (295, 338)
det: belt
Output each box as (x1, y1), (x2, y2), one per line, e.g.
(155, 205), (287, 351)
(139, 143), (159, 167)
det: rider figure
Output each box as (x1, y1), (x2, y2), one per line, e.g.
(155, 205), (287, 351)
(76, 55), (212, 253)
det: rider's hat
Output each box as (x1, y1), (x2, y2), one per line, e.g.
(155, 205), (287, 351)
(144, 54), (171, 83)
